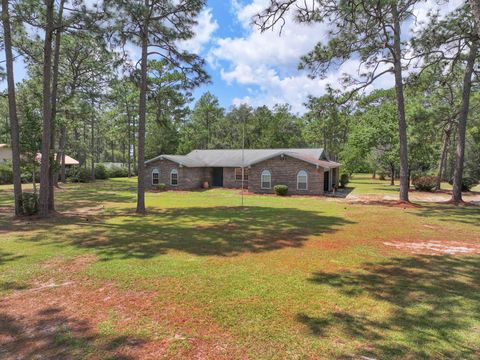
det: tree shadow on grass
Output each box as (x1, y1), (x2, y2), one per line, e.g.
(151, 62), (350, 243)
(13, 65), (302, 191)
(413, 204), (480, 227)
(23, 206), (353, 260)
(0, 306), (143, 359)
(299, 255), (480, 359)
(0, 250), (24, 266)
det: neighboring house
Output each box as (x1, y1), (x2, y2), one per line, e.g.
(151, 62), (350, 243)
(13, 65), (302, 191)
(35, 153), (79, 167)
(1, 144), (79, 167)
(145, 148), (340, 195)
(0, 144), (12, 162)
(103, 162), (128, 169)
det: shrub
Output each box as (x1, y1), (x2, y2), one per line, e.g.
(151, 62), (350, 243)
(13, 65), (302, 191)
(72, 167), (92, 183)
(274, 184), (288, 196)
(378, 172), (386, 181)
(339, 173), (349, 188)
(94, 163), (109, 180)
(412, 176), (436, 192)
(449, 177), (479, 192)
(153, 183), (166, 191)
(22, 192), (39, 215)
(108, 165), (129, 178)
(0, 162), (13, 184)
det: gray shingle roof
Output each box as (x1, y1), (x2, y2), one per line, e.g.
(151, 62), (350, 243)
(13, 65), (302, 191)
(145, 148), (340, 168)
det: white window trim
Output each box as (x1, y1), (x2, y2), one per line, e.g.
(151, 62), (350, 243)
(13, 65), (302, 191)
(297, 170), (308, 190)
(261, 170), (271, 189)
(170, 168), (178, 186)
(152, 168), (160, 185)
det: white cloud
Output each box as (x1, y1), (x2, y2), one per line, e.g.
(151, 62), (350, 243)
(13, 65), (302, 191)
(410, 0), (463, 33)
(180, 8), (219, 54)
(210, 0), (463, 113)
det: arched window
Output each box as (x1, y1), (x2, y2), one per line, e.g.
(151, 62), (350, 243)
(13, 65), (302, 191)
(170, 168), (178, 186)
(297, 170), (308, 190)
(152, 168), (160, 185)
(261, 170), (271, 189)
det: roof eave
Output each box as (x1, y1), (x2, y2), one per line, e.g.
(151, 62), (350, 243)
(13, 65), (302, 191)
(145, 155), (187, 167)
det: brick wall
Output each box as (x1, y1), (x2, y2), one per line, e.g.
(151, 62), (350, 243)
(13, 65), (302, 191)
(145, 155), (330, 195)
(145, 158), (207, 190)
(222, 167), (248, 189)
(249, 155), (325, 195)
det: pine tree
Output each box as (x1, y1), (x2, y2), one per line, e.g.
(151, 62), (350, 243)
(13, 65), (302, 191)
(105, 0), (209, 213)
(254, 0), (422, 202)
(413, 6), (479, 203)
(1, 0), (23, 215)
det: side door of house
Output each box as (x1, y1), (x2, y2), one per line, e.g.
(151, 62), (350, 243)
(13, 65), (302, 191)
(324, 170), (330, 192)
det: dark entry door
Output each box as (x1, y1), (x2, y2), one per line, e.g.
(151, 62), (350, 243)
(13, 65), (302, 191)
(212, 167), (224, 187)
(324, 171), (330, 192)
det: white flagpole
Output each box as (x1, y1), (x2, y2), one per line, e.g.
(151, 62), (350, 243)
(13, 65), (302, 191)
(241, 116), (245, 207)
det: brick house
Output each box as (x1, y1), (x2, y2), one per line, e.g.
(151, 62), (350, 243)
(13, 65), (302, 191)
(144, 148), (340, 195)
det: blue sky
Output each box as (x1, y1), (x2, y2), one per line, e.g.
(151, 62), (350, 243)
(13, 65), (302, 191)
(186, 0), (463, 114)
(3, 0), (463, 114)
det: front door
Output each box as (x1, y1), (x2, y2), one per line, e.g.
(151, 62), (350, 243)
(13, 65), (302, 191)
(324, 170), (330, 192)
(212, 167), (224, 187)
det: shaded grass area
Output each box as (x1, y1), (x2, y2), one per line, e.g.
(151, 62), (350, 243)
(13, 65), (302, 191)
(303, 255), (480, 359)
(348, 173), (480, 195)
(0, 178), (479, 359)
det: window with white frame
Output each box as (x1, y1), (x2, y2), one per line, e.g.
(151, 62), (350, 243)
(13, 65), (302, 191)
(170, 168), (178, 186)
(297, 170), (308, 190)
(261, 170), (271, 189)
(152, 168), (160, 185)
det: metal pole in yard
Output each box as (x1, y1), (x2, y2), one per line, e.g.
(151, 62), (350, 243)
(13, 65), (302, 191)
(241, 116), (245, 207)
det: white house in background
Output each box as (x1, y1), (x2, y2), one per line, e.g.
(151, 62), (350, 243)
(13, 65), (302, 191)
(0, 144), (12, 162)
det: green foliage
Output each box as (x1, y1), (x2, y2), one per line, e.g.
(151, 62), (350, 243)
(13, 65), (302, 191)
(449, 177), (479, 192)
(72, 167), (92, 183)
(339, 173), (349, 188)
(94, 164), (109, 180)
(0, 162), (13, 184)
(153, 183), (166, 191)
(274, 184), (288, 196)
(21, 193), (39, 216)
(412, 176), (437, 192)
(304, 87), (350, 155)
(107, 166), (129, 178)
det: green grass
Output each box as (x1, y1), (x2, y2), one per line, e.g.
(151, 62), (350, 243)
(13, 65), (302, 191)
(348, 173), (480, 195)
(0, 178), (479, 359)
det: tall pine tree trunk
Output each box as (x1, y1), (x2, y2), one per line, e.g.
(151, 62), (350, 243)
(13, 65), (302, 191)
(451, 42), (478, 203)
(133, 115), (136, 174)
(39, 0), (55, 217)
(390, 164), (395, 186)
(392, 4), (409, 202)
(47, 0), (65, 210)
(126, 102), (132, 177)
(136, 5), (148, 214)
(60, 126), (66, 183)
(436, 123), (453, 190)
(2, 0), (23, 216)
(91, 111), (95, 181)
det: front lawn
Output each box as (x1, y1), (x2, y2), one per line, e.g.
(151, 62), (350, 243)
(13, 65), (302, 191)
(0, 179), (479, 359)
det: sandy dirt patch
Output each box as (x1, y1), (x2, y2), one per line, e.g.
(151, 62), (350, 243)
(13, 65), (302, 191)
(0, 256), (243, 360)
(383, 240), (480, 255)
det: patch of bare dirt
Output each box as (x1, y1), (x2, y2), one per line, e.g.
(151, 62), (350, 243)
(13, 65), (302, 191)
(347, 197), (420, 208)
(347, 191), (480, 205)
(0, 255), (244, 360)
(383, 240), (480, 255)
